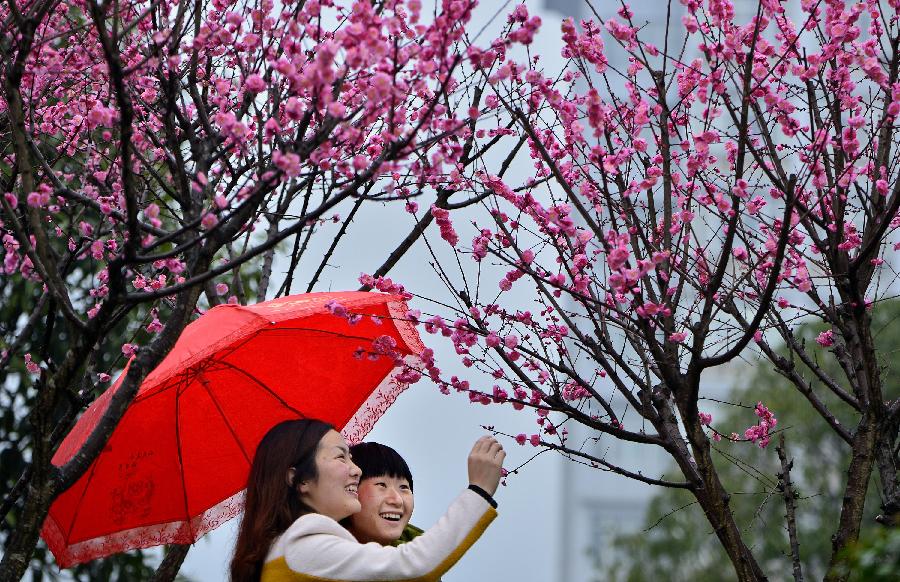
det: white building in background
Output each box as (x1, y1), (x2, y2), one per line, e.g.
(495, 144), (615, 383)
(542, 1), (757, 580)
(556, 367), (739, 582)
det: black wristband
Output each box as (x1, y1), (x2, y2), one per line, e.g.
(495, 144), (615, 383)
(467, 484), (498, 508)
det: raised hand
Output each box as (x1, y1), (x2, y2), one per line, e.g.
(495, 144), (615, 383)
(467, 436), (506, 496)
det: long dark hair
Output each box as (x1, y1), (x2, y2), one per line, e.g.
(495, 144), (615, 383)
(230, 419), (334, 582)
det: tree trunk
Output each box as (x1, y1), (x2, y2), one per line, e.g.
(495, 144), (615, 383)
(0, 478), (56, 582)
(824, 416), (879, 582)
(822, 305), (891, 580)
(682, 422), (769, 581)
(874, 427), (900, 526)
(149, 544), (191, 582)
(0, 283), (204, 581)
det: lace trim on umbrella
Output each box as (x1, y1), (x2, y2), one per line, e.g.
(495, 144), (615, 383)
(386, 298), (425, 354)
(342, 353), (421, 445)
(343, 298), (424, 444)
(42, 489), (245, 568)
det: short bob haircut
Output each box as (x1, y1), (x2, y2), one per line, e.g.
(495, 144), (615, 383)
(349, 442), (414, 492)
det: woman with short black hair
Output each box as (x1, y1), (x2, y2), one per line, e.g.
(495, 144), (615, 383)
(343, 442), (416, 546)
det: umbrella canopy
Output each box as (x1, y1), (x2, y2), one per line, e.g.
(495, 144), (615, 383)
(41, 291), (424, 568)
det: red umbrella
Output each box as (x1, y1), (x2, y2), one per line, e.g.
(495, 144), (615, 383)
(41, 291), (424, 568)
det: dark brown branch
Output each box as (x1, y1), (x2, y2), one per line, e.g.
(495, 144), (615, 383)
(25, 137), (167, 237)
(0, 191), (86, 330)
(55, 283), (204, 489)
(776, 434), (804, 582)
(0, 464), (32, 526)
(0, 291), (47, 373)
(87, 0), (141, 263)
(148, 544), (190, 582)
(696, 175), (797, 370)
(307, 195), (364, 292)
(690, 8), (767, 370)
(540, 439), (692, 489)
(761, 339), (852, 444)
(123, 175), (342, 302)
(773, 315), (860, 411)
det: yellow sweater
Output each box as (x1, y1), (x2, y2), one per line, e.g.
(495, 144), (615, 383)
(261, 489), (496, 582)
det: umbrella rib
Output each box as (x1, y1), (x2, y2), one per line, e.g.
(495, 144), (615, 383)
(213, 359), (306, 417)
(256, 326), (391, 342)
(207, 332), (273, 367)
(212, 325), (387, 365)
(134, 323), (401, 404)
(132, 367), (196, 405)
(174, 378), (193, 542)
(62, 454), (104, 542)
(196, 374), (252, 466)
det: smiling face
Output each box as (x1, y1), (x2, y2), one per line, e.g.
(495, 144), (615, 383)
(298, 430), (362, 521)
(346, 475), (414, 545)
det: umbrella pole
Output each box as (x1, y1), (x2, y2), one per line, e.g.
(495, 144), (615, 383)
(149, 543), (191, 582)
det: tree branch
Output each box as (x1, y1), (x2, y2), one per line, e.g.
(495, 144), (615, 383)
(776, 434), (803, 582)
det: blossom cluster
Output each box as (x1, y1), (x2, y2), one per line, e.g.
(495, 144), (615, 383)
(379, 0), (900, 469)
(743, 402), (778, 449)
(0, 0), (503, 369)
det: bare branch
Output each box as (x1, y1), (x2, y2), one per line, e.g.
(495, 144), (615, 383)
(776, 434), (804, 582)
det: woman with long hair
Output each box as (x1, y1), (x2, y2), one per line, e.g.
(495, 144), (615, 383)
(230, 419), (504, 582)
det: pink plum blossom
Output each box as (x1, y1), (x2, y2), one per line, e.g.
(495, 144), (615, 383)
(816, 330), (835, 347)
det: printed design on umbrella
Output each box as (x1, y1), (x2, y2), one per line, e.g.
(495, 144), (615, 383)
(109, 451), (157, 527)
(42, 291), (426, 568)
